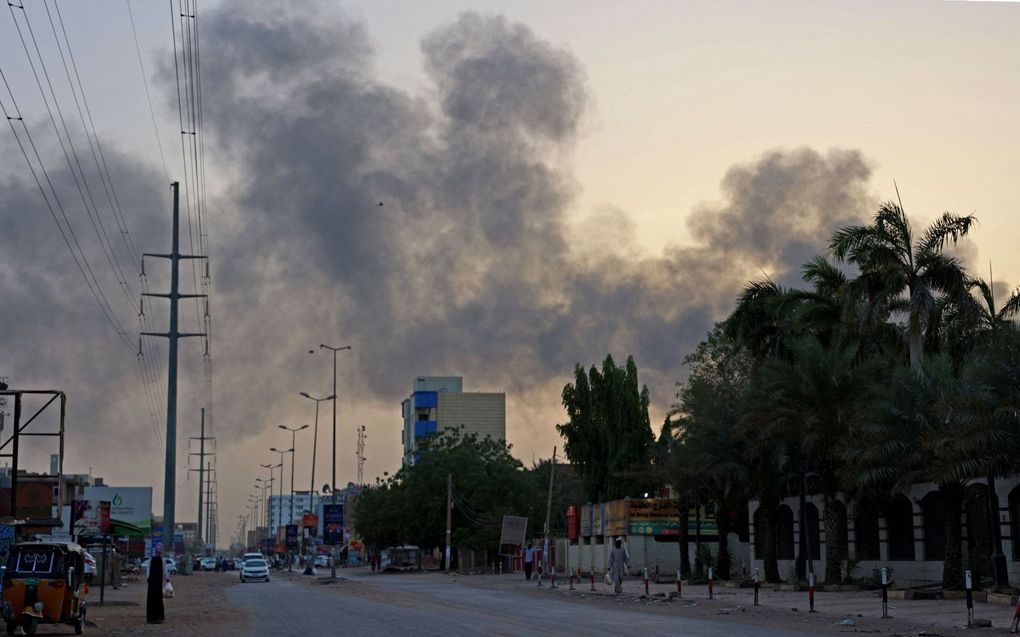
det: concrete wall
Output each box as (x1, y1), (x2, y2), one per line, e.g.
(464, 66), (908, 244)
(747, 476), (1020, 586)
(438, 392), (506, 442)
(565, 533), (750, 578)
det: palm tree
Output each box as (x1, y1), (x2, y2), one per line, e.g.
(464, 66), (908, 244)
(828, 202), (975, 370)
(756, 336), (878, 584)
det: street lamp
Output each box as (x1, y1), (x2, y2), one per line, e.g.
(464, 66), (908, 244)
(299, 393), (333, 574)
(278, 425), (309, 527)
(269, 450), (288, 532)
(315, 343), (351, 580)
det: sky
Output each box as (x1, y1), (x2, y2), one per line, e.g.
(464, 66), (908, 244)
(1, 0), (1018, 547)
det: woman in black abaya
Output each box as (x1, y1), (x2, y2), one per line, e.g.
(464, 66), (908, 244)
(146, 542), (166, 623)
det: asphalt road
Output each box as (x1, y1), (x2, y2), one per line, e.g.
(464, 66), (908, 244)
(226, 573), (831, 637)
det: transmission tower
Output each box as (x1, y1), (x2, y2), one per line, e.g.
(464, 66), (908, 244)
(355, 425), (366, 485)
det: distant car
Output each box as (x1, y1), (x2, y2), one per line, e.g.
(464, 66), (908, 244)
(200, 557), (217, 571)
(240, 558), (270, 583)
(241, 552), (263, 564)
(83, 552), (97, 583)
(141, 557), (178, 576)
(314, 555), (329, 568)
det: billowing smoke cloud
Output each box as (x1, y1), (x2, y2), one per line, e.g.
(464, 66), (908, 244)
(1, 1), (874, 535)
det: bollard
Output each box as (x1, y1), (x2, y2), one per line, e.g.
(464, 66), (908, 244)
(753, 568), (760, 606)
(1011, 591), (1020, 632)
(499, 561), (503, 576)
(708, 567), (714, 600)
(644, 568), (649, 596)
(965, 570), (974, 627)
(676, 569), (682, 599)
(807, 571), (815, 612)
(590, 570), (596, 592)
(537, 569), (543, 588)
(881, 568), (889, 618)
(551, 567), (557, 589)
(569, 568), (575, 591)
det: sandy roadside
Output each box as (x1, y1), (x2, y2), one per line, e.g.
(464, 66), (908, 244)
(84, 570), (250, 636)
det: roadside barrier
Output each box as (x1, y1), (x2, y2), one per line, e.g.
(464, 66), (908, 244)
(966, 570), (974, 627)
(643, 568), (649, 595)
(550, 567), (557, 589)
(807, 572), (815, 612)
(881, 568), (889, 618)
(707, 567), (714, 600)
(590, 571), (596, 592)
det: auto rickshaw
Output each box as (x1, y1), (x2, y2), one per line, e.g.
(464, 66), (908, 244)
(1, 542), (88, 635)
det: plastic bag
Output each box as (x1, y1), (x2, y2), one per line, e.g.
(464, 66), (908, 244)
(604, 572), (612, 586)
(163, 582), (174, 598)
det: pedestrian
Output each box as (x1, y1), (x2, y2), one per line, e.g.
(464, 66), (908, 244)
(608, 537), (630, 594)
(146, 543), (167, 624)
(523, 543), (536, 581)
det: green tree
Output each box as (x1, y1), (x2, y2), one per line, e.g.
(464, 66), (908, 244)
(557, 354), (654, 502)
(829, 202), (975, 370)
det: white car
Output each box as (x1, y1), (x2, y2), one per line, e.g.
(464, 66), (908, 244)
(200, 557), (217, 571)
(142, 557), (178, 576)
(314, 555), (329, 568)
(241, 552), (264, 564)
(240, 558), (270, 582)
(83, 552), (97, 582)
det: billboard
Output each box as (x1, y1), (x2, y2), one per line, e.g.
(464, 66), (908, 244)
(605, 500), (629, 537)
(322, 504), (344, 545)
(498, 515), (528, 547)
(83, 487), (153, 537)
(579, 505), (592, 537)
(628, 498), (678, 535)
(566, 505), (579, 540)
(285, 525), (299, 550)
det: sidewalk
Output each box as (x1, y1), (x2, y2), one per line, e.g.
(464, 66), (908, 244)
(529, 571), (1020, 635)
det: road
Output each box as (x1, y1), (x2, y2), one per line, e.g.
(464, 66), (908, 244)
(226, 572), (832, 636)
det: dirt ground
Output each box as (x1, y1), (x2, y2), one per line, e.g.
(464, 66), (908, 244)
(84, 570), (249, 636)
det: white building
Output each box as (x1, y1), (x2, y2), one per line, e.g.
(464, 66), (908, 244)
(266, 491), (322, 530)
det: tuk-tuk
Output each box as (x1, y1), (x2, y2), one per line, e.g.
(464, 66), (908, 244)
(1, 542), (88, 635)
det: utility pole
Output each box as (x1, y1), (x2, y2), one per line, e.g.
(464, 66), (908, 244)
(141, 182), (207, 550)
(318, 343), (350, 580)
(188, 408), (214, 555)
(543, 447), (557, 575)
(445, 473), (453, 572)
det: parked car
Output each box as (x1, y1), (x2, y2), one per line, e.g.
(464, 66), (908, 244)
(241, 552), (263, 564)
(200, 557), (217, 571)
(83, 551), (97, 583)
(314, 554), (331, 568)
(240, 558), (270, 583)
(141, 557), (178, 576)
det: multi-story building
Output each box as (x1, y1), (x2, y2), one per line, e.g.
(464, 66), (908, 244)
(267, 491), (322, 530)
(401, 376), (505, 464)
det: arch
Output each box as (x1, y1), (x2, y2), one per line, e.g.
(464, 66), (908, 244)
(886, 494), (916, 561)
(965, 483), (991, 579)
(826, 500), (849, 561)
(920, 491), (946, 561)
(753, 507), (767, 560)
(855, 505), (880, 561)
(777, 504), (795, 560)
(1009, 485), (1020, 561)
(802, 502), (821, 561)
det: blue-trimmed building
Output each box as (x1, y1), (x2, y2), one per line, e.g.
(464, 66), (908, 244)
(401, 376), (505, 464)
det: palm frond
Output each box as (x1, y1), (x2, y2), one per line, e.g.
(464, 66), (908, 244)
(916, 211), (976, 258)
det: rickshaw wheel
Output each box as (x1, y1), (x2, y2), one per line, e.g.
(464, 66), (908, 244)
(74, 617), (84, 635)
(4, 621), (13, 636)
(22, 616), (37, 636)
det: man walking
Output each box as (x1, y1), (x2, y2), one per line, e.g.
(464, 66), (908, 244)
(608, 537), (630, 594)
(523, 543), (536, 580)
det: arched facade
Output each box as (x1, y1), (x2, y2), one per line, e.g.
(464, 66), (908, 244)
(886, 494), (916, 561)
(920, 491), (945, 561)
(777, 504), (795, 560)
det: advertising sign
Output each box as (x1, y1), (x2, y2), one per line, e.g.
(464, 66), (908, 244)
(285, 524), (299, 550)
(605, 499), (630, 537)
(322, 504), (344, 545)
(83, 487), (153, 537)
(301, 513), (318, 529)
(73, 499), (112, 538)
(628, 498), (679, 535)
(498, 515), (528, 547)
(592, 503), (604, 537)
(566, 505), (579, 540)
(579, 504), (592, 537)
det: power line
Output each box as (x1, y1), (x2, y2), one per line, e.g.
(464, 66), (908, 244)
(125, 0), (170, 184)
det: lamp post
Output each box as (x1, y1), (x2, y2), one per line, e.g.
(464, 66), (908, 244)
(268, 453), (286, 533)
(316, 343), (351, 580)
(299, 393), (333, 574)
(278, 426), (309, 527)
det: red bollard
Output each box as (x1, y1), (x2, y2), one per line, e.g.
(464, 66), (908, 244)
(808, 572), (816, 613)
(676, 569), (682, 599)
(708, 567), (714, 600)
(590, 571), (596, 592)
(643, 568), (649, 595)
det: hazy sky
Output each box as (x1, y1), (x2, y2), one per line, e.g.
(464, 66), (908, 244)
(1, 1), (1018, 547)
